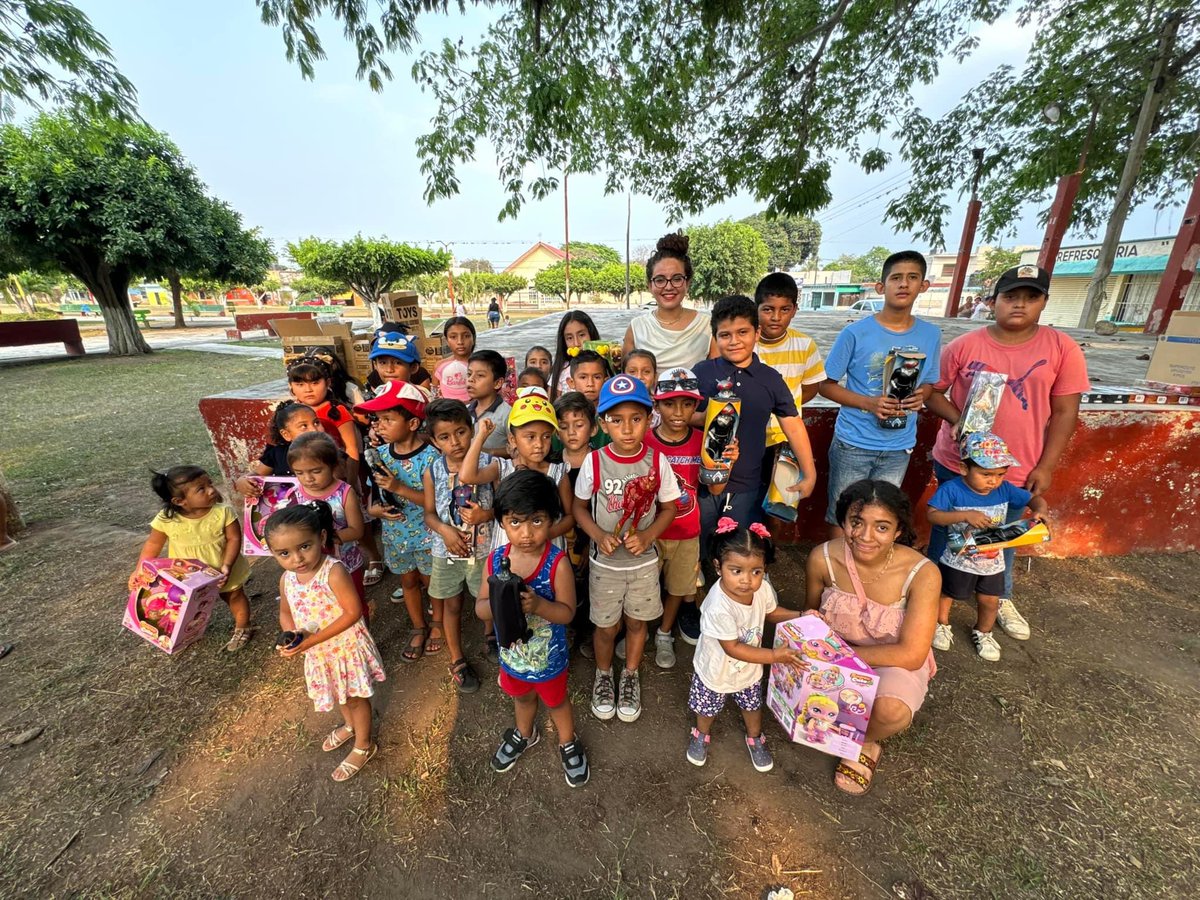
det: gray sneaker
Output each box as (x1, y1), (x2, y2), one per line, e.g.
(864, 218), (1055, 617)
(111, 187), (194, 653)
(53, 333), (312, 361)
(654, 630), (676, 669)
(590, 670), (616, 720)
(559, 740), (590, 787)
(491, 726), (540, 773)
(686, 727), (710, 766)
(614, 637), (626, 660)
(617, 668), (642, 723)
(745, 734), (774, 773)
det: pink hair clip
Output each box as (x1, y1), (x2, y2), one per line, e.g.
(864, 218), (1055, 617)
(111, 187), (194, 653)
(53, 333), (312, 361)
(749, 522), (771, 539)
(715, 516), (738, 534)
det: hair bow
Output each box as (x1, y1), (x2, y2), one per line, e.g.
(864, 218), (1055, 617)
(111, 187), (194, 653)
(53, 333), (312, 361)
(715, 516), (738, 534)
(749, 522), (771, 539)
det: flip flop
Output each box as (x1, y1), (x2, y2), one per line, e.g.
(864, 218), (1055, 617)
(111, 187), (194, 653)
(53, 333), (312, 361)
(424, 620), (445, 654)
(402, 627), (428, 663)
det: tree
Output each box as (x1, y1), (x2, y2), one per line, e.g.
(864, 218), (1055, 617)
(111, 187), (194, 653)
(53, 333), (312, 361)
(975, 246), (1022, 287)
(739, 212), (822, 271)
(0, 113), (263, 354)
(828, 246), (893, 284)
(534, 262), (593, 305)
(263, 1), (1007, 221)
(408, 272), (448, 307)
(686, 222), (769, 303)
(888, 2), (1200, 324)
(0, 0), (136, 120)
(460, 257), (493, 273)
(590, 261), (644, 305)
(478, 272), (526, 301)
(287, 235), (449, 320)
(291, 273), (346, 299)
(563, 242), (621, 268)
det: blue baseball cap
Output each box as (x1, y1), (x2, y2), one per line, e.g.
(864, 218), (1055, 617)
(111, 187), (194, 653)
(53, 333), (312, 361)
(597, 374), (653, 413)
(369, 331), (420, 363)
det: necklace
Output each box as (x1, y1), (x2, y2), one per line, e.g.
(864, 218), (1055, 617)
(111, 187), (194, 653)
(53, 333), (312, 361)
(655, 308), (688, 327)
(855, 543), (895, 584)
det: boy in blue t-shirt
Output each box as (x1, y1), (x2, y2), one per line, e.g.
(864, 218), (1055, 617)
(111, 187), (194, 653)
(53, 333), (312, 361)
(819, 250), (941, 533)
(926, 433), (1048, 662)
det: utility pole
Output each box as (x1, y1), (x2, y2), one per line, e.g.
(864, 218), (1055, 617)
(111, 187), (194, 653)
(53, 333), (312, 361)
(1037, 98), (1101, 275)
(945, 148), (985, 318)
(563, 173), (571, 308)
(1079, 13), (1180, 329)
(624, 191), (632, 309)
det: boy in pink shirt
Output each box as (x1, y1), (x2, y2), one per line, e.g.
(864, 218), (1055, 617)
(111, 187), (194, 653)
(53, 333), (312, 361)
(927, 265), (1090, 639)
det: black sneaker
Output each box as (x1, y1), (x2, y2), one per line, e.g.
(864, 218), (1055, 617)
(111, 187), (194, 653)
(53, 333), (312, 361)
(491, 726), (540, 773)
(485, 635), (500, 665)
(559, 740), (590, 787)
(677, 602), (701, 646)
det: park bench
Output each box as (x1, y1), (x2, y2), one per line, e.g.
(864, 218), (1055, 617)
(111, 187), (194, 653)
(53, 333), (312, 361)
(0, 319), (86, 357)
(186, 301), (227, 316)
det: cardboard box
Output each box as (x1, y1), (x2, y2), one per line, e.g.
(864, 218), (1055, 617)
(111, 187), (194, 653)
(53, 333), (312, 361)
(242, 477), (299, 556)
(270, 318), (374, 386)
(767, 616), (878, 759)
(124, 558), (224, 654)
(1146, 311), (1200, 387)
(379, 291), (422, 330)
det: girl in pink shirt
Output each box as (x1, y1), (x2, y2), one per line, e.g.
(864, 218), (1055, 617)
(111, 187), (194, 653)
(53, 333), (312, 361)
(433, 317), (476, 402)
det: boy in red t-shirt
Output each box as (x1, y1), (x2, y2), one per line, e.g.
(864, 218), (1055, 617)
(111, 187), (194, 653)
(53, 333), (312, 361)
(644, 367), (731, 668)
(926, 265), (1090, 640)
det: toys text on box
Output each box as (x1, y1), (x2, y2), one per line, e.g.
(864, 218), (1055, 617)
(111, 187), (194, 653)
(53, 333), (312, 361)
(242, 477), (299, 556)
(124, 558), (224, 654)
(767, 616), (879, 759)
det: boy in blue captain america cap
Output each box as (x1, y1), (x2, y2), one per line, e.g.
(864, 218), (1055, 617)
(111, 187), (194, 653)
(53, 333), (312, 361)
(572, 375), (681, 724)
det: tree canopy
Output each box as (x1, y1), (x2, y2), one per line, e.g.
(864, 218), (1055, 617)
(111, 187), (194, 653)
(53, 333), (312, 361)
(459, 257), (493, 273)
(0, 113), (267, 354)
(0, 0), (137, 120)
(974, 246), (1022, 286)
(827, 246), (892, 284)
(738, 212), (821, 271)
(686, 221), (769, 303)
(563, 242), (621, 267)
(287, 235), (450, 315)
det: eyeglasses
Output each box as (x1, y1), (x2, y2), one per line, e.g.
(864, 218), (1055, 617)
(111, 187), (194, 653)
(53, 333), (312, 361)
(649, 274), (688, 289)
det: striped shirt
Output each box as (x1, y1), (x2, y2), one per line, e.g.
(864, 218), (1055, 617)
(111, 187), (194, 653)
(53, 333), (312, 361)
(757, 327), (826, 446)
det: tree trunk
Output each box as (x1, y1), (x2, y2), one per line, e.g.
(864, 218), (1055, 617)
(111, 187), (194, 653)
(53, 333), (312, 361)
(74, 261), (152, 355)
(167, 269), (187, 328)
(0, 465), (24, 541)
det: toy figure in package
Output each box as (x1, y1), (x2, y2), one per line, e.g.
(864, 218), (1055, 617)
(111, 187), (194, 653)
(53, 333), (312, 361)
(700, 379), (740, 485)
(242, 476), (298, 556)
(124, 558), (224, 654)
(762, 446), (802, 522)
(955, 370), (1008, 441)
(880, 348), (926, 429)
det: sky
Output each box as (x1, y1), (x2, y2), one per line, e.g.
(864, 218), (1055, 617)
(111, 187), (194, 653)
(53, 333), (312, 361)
(62, 0), (1181, 270)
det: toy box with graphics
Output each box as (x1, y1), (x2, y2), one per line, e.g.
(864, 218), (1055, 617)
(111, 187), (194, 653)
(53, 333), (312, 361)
(768, 616), (878, 758)
(242, 476), (299, 556)
(124, 558), (224, 654)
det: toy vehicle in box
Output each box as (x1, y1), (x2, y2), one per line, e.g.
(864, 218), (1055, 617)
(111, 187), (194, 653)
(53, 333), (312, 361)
(947, 519), (1050, 555)
(242, 476), (299, 556)
(124, 558), (224, 654)
(767, 616), (878, 759)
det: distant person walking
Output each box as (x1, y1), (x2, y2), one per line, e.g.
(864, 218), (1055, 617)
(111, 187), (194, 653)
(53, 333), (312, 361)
(487, 297), (501, 330)
(454, 299), (468, 318)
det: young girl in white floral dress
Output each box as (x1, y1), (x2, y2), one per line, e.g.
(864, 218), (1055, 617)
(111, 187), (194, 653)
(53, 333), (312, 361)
(265, 502), (385, 782)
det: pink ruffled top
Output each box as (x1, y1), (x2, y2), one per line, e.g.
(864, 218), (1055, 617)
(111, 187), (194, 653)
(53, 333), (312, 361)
(819, 542), (936, 678)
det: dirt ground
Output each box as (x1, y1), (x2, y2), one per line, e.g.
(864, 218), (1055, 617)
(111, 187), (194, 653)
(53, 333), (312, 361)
(1, 351), (1198, 899)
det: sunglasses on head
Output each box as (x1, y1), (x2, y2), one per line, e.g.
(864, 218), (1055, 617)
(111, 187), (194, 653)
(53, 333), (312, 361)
(656, 377), (699, 393)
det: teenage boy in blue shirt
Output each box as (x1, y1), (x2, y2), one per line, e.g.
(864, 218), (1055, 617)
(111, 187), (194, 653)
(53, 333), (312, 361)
(818, 250), (942, 536)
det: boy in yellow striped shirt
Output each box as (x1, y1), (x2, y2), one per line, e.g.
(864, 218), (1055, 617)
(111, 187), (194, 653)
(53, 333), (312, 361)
(755, 272), (826, 511)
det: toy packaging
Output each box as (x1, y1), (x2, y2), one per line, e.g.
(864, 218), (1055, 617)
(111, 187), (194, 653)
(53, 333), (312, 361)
(242, 476), (299, 556)
(124, 558), (224, 654)
(500, 356), (519, 405)
(762, 446), (801, 522)
(947, 519), (1051, 555)
(767, 616), (879, 759)
(880, 347), (926, 429)
(699, 379), (740, 485)
(955, 370), (1008, 440)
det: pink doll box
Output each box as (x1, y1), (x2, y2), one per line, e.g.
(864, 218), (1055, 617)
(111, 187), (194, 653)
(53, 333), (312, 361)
(767, 616), (879, 759)
(242, 476), (299, 556)
(124, 558), (224, 654)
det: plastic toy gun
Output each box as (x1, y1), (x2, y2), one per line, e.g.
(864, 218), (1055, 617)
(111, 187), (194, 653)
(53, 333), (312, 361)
(488, 555), (531, 649)
(363, 446), (403, 511)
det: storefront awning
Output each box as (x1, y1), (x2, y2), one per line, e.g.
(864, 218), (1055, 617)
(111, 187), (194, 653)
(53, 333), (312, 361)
(1053, 255), (1170, 276)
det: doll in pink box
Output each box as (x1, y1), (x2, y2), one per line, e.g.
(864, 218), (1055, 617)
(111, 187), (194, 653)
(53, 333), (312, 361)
(802, 694), (840, 744)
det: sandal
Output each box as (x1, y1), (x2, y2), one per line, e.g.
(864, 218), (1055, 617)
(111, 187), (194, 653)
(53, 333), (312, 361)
(322, 725), (354, 752)
(485, 634), (500, 665)
(390, 587), (405, 605)
(449, 658), (481, 694)
(224, 627), (253, 653)
(363, 562), (384, 587)
(332, 744), (377, 782)
(424, 620), (445, 655)
(834, 743), (882, 797)
(402, 627), (428, 663)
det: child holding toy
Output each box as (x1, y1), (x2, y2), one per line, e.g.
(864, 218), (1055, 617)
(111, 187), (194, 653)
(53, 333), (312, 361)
(475, 470), (589, 787)
(266, 501), (385, 783)
(432, 316), (476, 402)
(355, 381), (439, 661)
(926, 432), (1047, 661)
(804, 479), (939, 796)
(687, 519), (804, 772)
(549, 311), (601, 399)
(288, 432), (367, 602)
(132, 465), (253, 652)
(234, 402), (319, 496)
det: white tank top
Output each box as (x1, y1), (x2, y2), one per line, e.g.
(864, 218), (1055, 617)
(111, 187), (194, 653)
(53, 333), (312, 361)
(629, 311), (711, 370)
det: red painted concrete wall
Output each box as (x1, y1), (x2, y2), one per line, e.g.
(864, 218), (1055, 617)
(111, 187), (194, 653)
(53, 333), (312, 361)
(233, 311), (314, 335)
(200, 382), (1200, 558)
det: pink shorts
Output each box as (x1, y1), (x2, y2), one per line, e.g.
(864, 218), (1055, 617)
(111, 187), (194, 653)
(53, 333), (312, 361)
(498, 669), (569, 708)
(874, 665), (930, 717)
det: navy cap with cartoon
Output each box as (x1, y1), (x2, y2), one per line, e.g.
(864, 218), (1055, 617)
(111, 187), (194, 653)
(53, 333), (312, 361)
(994, 264), (1050, 297)
(597, 374), (653, 413)
(369, 331), (420, 363)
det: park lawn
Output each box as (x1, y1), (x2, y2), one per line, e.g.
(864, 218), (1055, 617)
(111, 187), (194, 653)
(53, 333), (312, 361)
(0, 350), (1198, 898)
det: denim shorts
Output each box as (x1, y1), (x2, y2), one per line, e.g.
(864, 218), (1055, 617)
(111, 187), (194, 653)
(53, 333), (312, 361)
(825, 439), (913, 525)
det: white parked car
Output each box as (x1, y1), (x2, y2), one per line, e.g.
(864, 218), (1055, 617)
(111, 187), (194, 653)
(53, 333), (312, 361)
(847, 298), (885, 315)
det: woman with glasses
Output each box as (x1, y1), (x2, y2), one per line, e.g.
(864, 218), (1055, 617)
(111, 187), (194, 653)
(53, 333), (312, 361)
(622, 233), (716, 370)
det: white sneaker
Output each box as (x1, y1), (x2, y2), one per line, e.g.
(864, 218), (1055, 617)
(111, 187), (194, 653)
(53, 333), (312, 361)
(654, 630), (676, 669)
(932, 623), (953, 652)
(996, 598), (1031, 640)
(971, 629), (1002, 662)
